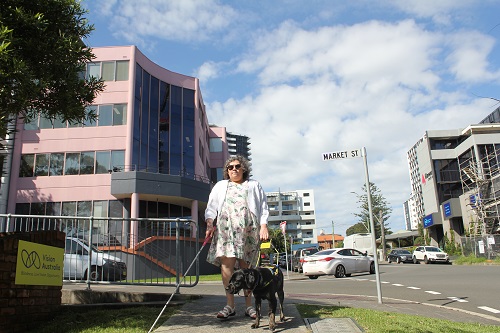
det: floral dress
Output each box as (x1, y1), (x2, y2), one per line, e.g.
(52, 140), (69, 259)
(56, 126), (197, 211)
(206, 181), (260, 268)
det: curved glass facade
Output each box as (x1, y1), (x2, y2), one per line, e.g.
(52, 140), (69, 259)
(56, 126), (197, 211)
(132, 64), (195, 177)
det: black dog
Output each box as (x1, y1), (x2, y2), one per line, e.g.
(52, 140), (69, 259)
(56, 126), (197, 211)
(226, 266), (285, 331)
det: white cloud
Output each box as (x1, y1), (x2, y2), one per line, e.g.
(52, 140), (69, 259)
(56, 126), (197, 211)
(387, 0), (476, 25)
(207, 18), (499, 234)
(446, 31), (500, 83)
(95, 0), (237, 45)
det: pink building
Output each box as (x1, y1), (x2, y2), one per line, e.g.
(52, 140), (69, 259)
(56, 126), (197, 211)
(5, 46), (230, 239)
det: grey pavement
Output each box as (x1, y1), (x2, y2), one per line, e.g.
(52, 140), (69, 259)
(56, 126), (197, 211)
(62, 270), (500, 332)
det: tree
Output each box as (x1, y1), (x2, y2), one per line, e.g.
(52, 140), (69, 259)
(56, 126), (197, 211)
(0, 0), (104, 141)
(346, 222), (370, 236)
(351, 182), (392, 239)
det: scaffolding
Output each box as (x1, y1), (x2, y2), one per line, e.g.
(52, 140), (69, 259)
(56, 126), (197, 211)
(459, 146), (500, 236)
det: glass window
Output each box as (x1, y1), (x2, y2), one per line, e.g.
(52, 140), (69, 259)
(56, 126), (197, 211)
(77, 201), (92, 216)
(96, 151), (110, 174)
(46, 202), (61, 216)
(210, 138), (223, 152)
(64, 153), (80, 175)
(116, 61), (129, 81)
(31, 202), (45, 215)
(98, 105), (113, 126)
(34, 154), (49, 176)
(52, 115), (66, 128)
(109, 200), (124, 218)
(49, 153), (64, 176)
(24, 116), (39, 130)
(111, 150), (125, 172)
(20, 154), (35, 177)
(113, 104), (127, 125)
(84, 105), (97, 127)
(93, 201), (108, 217)
(39, 116), (53, 129)
(62, 201), (76, 216)
(80, 151), (95, 175)
(86, 63), (101, 79)
(101, 62), (115, 81)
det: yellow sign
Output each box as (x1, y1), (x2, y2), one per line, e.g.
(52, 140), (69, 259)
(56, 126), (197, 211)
(15, 240), (64, 286)
(260, 241), (271, 249)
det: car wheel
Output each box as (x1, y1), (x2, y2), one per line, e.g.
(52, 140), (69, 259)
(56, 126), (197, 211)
(308, 275), (319, 279)
(334, 265), (346, 278)
(396, 257), (401, 264)
(424, 256), (429, 264)
(369, 262), (375, 274)
(413, 256), (418, 264)
(86, 267), (101, 281)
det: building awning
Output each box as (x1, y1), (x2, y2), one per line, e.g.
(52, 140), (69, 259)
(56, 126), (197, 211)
(384, 230), (419, 241)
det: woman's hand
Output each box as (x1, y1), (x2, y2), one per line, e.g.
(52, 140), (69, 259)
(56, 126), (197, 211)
(259, 224), (269, 241)
(205, 218), (215, 240)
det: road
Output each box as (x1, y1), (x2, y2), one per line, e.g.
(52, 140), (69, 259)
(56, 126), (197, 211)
(66, 262), (500, 322)
(287, 262), (500, 319)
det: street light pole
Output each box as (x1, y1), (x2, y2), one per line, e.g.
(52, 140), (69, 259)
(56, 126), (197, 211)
(331, 220), (335, 248)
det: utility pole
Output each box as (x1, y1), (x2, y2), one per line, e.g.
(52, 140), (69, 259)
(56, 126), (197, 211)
(331, 221), (335, 248)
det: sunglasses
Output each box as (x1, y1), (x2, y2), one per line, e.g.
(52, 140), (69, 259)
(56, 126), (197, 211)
(227, 164), (242, 171)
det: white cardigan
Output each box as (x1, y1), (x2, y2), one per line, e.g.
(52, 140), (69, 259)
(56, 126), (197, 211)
(205, 179), (269, 225)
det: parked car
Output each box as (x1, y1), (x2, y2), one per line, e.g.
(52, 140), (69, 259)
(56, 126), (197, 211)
(292, 247), (319, 273)
(277, 252), (291, 268)
(64, 237), (127, 281)
(412, 246), (449, 264)
(387, 249), (413, 264)
(302, 248), (375, 279)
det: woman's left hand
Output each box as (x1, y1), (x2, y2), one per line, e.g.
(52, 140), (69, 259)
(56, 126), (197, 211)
(259, 224), (269, 241)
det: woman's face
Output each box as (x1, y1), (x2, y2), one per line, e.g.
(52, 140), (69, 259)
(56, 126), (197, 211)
(227, 160), (244, 183)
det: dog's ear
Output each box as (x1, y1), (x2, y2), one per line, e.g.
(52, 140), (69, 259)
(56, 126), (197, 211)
(245, 269), (256, 289)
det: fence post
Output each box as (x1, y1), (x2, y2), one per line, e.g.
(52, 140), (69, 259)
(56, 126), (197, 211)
(86, 216), (94, 290)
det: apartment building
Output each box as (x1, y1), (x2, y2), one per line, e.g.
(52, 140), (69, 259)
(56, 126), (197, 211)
(266, 189), (317, 244)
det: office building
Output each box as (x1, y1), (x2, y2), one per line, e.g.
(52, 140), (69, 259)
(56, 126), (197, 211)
(407, 108), (500, 246)
(5, 46), (214, 235)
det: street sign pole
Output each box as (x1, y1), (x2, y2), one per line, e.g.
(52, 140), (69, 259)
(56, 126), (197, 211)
(322, 146), (383, 304)
(361, 147), (383, 304)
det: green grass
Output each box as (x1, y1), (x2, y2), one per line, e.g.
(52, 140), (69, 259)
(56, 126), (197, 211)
(296, 304), (500, 333)
(26, 305), (181, 333)
(453, 254), (500, 265)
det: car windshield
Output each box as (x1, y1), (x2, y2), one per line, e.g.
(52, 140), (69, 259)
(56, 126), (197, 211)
(311, 249), (337, 256)
(398, 250), (411, 254)
(303, 248), (319, 256)
(425, 247), (442, 252)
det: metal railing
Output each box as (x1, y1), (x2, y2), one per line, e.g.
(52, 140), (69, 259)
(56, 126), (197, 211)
(0, 214), (201, 289)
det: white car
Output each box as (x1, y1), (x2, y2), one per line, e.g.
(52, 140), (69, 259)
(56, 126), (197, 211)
(302, 248), (375, 279)
(412, 246), (449, 264)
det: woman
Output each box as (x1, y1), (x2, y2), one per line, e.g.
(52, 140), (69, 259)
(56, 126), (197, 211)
(205, 155), (269, 319)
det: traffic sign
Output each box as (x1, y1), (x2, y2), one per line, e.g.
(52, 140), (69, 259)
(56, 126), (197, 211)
(322, 149), (362, 161)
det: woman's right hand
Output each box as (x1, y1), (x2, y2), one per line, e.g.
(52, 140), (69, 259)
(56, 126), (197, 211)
(205, 218), (215, 240)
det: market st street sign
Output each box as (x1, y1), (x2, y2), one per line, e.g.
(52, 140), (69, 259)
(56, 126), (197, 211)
(322, 149), (362, 161)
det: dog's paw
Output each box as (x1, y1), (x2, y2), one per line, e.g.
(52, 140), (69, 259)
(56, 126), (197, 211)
(269, 323), (276, 331)
(250, 323), (259, 329)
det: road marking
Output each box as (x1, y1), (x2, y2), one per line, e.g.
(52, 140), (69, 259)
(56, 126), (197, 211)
(425, 291), (441, 295)
(407, 286), (420, 290)
(381, 281), (390, 284)
(478, 306), (500, 314)
(392, 284), (404, 287)
(447, 297), (468, 303)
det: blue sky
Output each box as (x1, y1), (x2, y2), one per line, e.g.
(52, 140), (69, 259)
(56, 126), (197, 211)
(83, 0), (500, 236)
